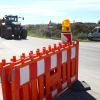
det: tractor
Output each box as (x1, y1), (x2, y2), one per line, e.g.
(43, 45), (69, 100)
(0, 15), (27, 39)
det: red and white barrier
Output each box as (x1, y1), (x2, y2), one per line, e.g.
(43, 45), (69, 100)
(0, 41), (79, 100)
(61, 33), (72, 42)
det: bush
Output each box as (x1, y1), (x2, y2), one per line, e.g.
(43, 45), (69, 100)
(27, 22), (97, 40)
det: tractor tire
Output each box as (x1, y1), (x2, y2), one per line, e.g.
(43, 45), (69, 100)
(1, 33), (5, 38)
(4, 29), (12, 39)
(20, 29), (27, 39)
(5, 32), (12, 40)
(14, 34), (20, 40)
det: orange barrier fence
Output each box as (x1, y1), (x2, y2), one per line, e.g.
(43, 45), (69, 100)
(0, 41), (79, 100)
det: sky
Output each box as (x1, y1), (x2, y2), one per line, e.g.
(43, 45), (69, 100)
(0, 0), (100, 24)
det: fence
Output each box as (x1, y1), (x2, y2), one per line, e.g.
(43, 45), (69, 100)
(0, 40), (79, 100)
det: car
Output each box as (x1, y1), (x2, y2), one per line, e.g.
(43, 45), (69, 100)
(88, 27), (100, 40)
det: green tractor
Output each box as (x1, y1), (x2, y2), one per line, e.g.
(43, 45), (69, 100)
(0, 15), (27, 39)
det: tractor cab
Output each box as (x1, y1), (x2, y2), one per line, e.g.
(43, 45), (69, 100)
(5, 15), (18, 22)
(4, 15), (22, 25)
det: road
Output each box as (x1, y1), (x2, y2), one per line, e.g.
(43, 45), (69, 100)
(79, 42), (100, 99)
(0, 37), (100, 100)
(0, 37), (60, 61)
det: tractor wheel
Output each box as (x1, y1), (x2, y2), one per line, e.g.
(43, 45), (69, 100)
(20, 29), (27, 39)
(14, 34), (19, 40)
(3, 29), (12, 39)
(1, 32), (6, 38)
(5, 32), (12, 40)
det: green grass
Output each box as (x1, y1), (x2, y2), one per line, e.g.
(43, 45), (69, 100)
(28, 29), (61, 40)
(28, 29), (90, 42)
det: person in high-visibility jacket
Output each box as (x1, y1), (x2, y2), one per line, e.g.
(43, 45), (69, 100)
(62, 19), (71, 33)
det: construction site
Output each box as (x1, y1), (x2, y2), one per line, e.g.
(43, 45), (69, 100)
(0, 0), (100, 100)
(0, 16), (100, 100)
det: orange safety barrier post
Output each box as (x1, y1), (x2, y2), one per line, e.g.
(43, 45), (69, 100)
(75, 41), (79, 80)
(0, 63), (2, 83)
(1, 59), (12, 100)
(70, 41), (79, 84)
(45, 44), (62, 99)
(34, 48), (46, 100)
(60, 42), (71, 91)
(0, 40), (79, 100)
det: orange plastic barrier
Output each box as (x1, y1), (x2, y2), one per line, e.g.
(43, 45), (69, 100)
(70, 41), (79, 84)
(0, 41), (79, 100)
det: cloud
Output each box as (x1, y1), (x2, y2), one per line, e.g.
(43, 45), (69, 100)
(0, 0), (100, 16)
(0, 0), (100, 23)
(0, 4), (63, 17)
(71, 0), (100, 10)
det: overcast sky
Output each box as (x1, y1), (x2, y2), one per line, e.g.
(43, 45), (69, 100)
(0, 0), (100, 24)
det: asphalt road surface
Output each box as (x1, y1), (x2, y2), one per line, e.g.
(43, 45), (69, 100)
(79, 42), (100, 100)
(0, 37), (100, 100)
(0, 37), (60, 61)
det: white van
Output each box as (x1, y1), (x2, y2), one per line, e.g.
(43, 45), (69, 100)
(88, 27), (100, 40)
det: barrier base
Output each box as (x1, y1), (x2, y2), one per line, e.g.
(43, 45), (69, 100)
(71, 81), (91, 91)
